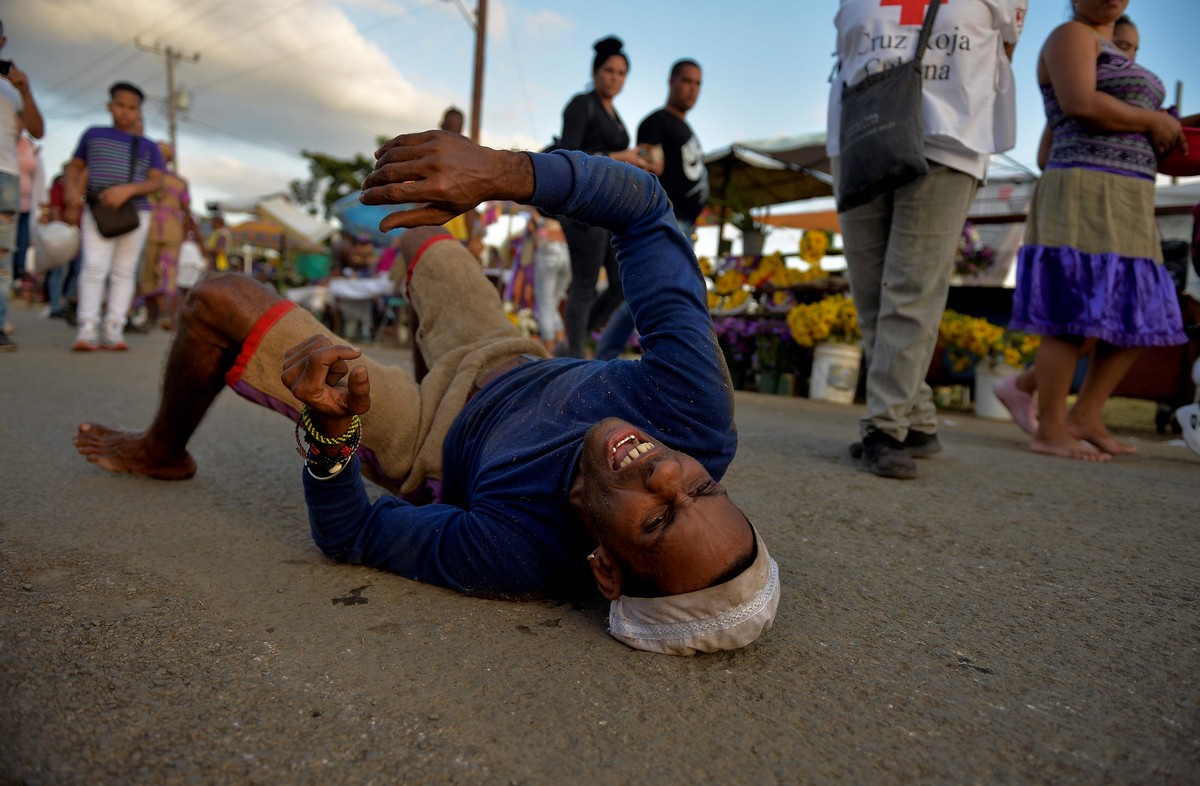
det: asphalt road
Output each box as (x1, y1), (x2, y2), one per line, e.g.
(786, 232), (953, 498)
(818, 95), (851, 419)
(1, 302), (1197, 785)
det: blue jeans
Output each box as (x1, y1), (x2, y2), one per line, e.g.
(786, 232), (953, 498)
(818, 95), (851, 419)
(13, 211), (30, 280)
(0, 173), (19, 328)
(533, 239), (570, 343)
(47, 254), (81, 314)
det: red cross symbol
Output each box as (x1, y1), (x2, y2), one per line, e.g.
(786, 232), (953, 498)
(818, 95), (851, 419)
(880, 0), (947, 26)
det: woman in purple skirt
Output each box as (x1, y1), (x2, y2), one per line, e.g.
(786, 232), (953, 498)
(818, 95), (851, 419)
(1008, 0), (1187, 461)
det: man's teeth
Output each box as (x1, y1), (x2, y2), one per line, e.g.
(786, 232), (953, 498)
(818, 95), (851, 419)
(619, 441), (656, 469)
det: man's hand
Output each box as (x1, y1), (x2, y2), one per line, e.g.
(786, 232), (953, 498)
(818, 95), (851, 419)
(97, 184), (136, 209)
(5, 64), (45, 139)
(360, 130), (534, 233)
(281, 336), (372, 440)
(4, 64), (31, 93)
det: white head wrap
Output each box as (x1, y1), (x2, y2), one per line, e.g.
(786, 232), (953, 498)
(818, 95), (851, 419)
(607, 527), (780, 656)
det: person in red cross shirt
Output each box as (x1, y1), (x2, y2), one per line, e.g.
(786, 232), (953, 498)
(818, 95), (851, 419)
(827, 0), (1027, 478)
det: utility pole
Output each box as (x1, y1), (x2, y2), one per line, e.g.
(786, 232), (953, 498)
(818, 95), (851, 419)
(469, 0), (487, 142)
(135, 40), (201, 163)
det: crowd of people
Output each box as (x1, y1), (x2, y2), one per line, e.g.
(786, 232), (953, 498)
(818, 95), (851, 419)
(488, 36), (710, 360)
(1, 14), (237, 354)
(829, 0), (1191, 477)
(0, 0), (1192, 656)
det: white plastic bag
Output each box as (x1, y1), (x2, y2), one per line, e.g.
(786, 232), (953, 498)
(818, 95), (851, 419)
(177, 240), (207, 289)
(30, 221), (80, 273)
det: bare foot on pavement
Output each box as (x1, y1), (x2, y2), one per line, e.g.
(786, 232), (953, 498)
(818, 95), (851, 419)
(1030, 433), (1112, 462)
(74, 423), (197, 480)
(994, 374), (1038, 437)
(1068, 419), (1137, 456)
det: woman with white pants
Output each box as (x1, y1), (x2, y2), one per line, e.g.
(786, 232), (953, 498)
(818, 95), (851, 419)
(75, 209), (151, 349)
(63, 81), (163, 351)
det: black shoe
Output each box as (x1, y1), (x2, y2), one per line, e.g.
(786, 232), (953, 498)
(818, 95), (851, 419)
(849, 430), (942, 459)
(124, 318), (151, 334)
(853, 431), (918, 479)
(0, 333), (17, 352)
(903, 430), (942, 458)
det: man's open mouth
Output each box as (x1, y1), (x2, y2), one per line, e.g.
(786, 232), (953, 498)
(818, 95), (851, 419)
(609, 432), (657, 471)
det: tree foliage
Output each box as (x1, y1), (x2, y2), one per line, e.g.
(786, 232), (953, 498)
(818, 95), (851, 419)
(289, 139), (388, 218)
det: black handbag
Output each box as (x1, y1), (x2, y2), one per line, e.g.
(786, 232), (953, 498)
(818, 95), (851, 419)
(87, 135), (141, 238)
(836, 0), (941, 212)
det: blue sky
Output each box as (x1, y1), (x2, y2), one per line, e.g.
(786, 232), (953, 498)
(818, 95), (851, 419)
(8, 0), (1198, 218)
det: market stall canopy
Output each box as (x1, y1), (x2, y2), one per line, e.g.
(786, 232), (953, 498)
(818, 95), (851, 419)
(330, 192), (414, 245)
(257, 196), (336, 246)
(735, 132), (834, 174)
(228, 219), (324, 253)
(206, 193), (335, 247)
(758, 209), (841, 233)
(705, 132), (834, 212)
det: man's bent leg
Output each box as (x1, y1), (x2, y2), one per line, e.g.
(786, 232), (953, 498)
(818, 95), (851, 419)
(75, 274), (281, 479)
(406, 234), (526, 361)
(398, 232), (548, 493)
(227, 299), (424, 492)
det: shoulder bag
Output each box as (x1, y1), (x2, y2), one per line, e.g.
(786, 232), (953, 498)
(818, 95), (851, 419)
(836, 0), (941, 212)
(86, 135), (141, 238)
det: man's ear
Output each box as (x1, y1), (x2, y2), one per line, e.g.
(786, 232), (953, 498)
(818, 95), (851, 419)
(588, 547), (622, 601)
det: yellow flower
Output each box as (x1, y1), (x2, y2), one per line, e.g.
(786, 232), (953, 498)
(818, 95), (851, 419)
(799, 230), (828, 265)
(786, 294), (860, 347)
(714, 270), (747, 295)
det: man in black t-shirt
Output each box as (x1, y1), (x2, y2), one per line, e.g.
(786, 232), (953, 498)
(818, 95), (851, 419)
(637, 59), (707, 235)
(596, 59), (708, 361)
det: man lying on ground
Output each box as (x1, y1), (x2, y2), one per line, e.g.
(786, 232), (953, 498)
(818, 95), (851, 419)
(74, 130), (781, 656)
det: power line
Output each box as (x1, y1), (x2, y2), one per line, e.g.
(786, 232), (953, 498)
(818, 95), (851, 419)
(42, 49), (146, 111)
(136, 41), (202, 159)
(197, 0), (315, 56)
(179, 115), (302, 156)
(189, 0), (440, 91)
(147, 0), (242, 44)
(504, 9), (538, 142)
(39, 0), (231, 97)
(136, 0), (235, 38)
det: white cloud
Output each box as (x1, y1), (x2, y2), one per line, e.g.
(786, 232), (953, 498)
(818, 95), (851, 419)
(183, 149), (307, 201)
(522, 9), (572, 38)
(9, 0), (476, 215)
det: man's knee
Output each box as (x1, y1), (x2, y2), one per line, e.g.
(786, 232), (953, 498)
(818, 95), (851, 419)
(0, 210), (15, 255)
(184, 273), (280, 340)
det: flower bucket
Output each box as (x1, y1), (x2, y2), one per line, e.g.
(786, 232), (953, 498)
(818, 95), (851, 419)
(974, 362), (1022, 421)
(809, 343), (862, 404)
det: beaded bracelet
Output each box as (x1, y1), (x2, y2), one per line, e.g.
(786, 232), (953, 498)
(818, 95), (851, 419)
(295, 414), (362, 477)
(298, 404), (361, 446)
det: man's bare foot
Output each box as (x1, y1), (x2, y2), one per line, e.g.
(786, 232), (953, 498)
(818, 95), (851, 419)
(1029, 434), (1112, 462)
(74, 422), (197, 480)
(1067, 420), (1138, 455)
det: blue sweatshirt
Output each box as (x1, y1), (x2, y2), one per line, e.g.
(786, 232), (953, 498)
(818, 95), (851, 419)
(303, 150), (736, 598)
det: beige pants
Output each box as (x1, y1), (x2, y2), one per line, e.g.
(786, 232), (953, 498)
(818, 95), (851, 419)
(836, 162), (980, 440)
(227, 237), (548, 494)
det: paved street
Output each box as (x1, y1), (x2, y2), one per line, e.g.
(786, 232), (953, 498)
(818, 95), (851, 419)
(1, 302), (1197, 785)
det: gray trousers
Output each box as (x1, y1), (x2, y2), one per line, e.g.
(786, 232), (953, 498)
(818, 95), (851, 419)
(836, 162), (978, 440)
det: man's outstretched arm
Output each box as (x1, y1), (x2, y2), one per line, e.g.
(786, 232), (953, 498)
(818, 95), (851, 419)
(362, 131), (535, 231)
